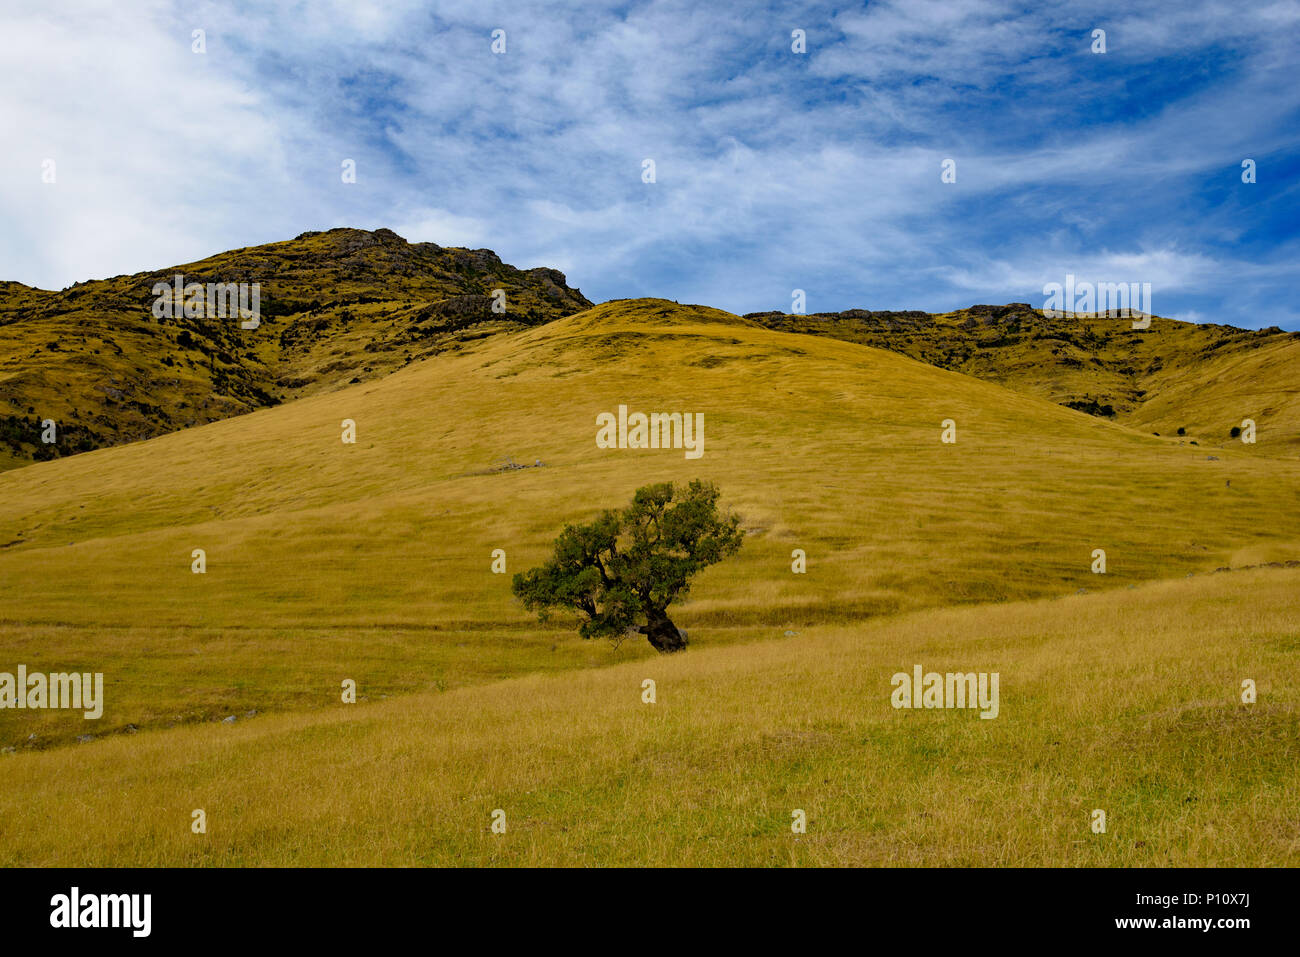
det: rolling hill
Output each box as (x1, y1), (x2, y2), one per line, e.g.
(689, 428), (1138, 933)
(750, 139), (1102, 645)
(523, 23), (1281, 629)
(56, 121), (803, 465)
(0, 296), (1296, 866)
(1, 298), (1297, 755)
(0, 228), (591, 469)
(748, 305), (1300, 454)
(4, 231), (1297, 473)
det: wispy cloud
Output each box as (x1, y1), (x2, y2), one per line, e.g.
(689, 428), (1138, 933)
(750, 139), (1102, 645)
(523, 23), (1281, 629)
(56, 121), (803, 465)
(2, 0), (1296, 328)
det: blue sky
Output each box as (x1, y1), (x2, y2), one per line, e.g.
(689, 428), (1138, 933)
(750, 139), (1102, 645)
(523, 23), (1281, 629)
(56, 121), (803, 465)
(3, 0), (1299, 327)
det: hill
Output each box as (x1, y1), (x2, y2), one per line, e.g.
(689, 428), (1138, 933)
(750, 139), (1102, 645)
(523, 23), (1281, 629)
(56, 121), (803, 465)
(0, 228), (591, 469)
(747, 305), (1300, 454)
(1, 299), (1297, 752)
(5, 230), (1296, 472)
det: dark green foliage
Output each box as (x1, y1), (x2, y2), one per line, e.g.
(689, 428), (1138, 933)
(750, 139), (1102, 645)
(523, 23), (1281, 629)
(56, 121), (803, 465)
(1064, 398), (1115, 417)
(1, 415), (103, 459)
(512, 480), (743, 652)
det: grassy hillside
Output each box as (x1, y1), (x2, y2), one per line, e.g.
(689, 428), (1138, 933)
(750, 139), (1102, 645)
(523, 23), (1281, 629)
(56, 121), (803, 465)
(5, 231), (1296, 474)
(750, 305), (1300, 454)
(2, 566), (1295, 866)
(0, 228), (591, 468)
(1, 299), (1297, 753)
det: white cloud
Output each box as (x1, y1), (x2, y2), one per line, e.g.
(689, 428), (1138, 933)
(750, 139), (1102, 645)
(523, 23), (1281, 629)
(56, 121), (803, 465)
(390, 208), (491, 249)
(0, 0), (1294, 328)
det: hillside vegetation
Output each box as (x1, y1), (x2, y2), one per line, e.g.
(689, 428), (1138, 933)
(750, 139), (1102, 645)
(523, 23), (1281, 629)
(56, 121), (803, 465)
(0, 228), (591, 468)
(4, 231), (1297, 471)
(1, 299), (1296, 752)
(749, 305), (1300, 455)
(2, 567), (1295, 866)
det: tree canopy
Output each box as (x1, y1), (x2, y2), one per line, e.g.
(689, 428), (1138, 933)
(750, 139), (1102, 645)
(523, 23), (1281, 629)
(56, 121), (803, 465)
(512, 480), (743, 652)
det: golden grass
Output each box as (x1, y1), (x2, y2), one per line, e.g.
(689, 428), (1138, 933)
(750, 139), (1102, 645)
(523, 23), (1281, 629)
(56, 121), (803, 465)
(1127, 335), (1300, 450)
(0, 228), (591, 469)
(1, 567), (1294, 866)
(0, 299), (1296, 867)
(764, 306), (1300, 455)
(1, 300), (1297, 748)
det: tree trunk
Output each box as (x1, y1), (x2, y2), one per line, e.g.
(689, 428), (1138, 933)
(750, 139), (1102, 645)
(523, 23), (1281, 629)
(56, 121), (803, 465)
(639, 610), (688, 653)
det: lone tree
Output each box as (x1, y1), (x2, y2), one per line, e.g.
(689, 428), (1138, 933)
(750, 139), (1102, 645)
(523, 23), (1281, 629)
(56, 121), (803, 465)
(512, 479), (743, 652)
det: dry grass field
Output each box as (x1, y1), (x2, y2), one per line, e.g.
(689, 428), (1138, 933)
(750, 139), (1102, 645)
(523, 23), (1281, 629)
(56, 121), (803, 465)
(1, 568), (1294, 866)
(0, 299), (1296, 865)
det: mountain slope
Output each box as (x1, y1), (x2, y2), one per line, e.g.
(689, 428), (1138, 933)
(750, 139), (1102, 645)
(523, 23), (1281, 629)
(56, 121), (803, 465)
(0, 228), (591, 469)
(6, 230), (1296, 472)
(1, 299), (1297, 749)
(748, 305), (1300, 454)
